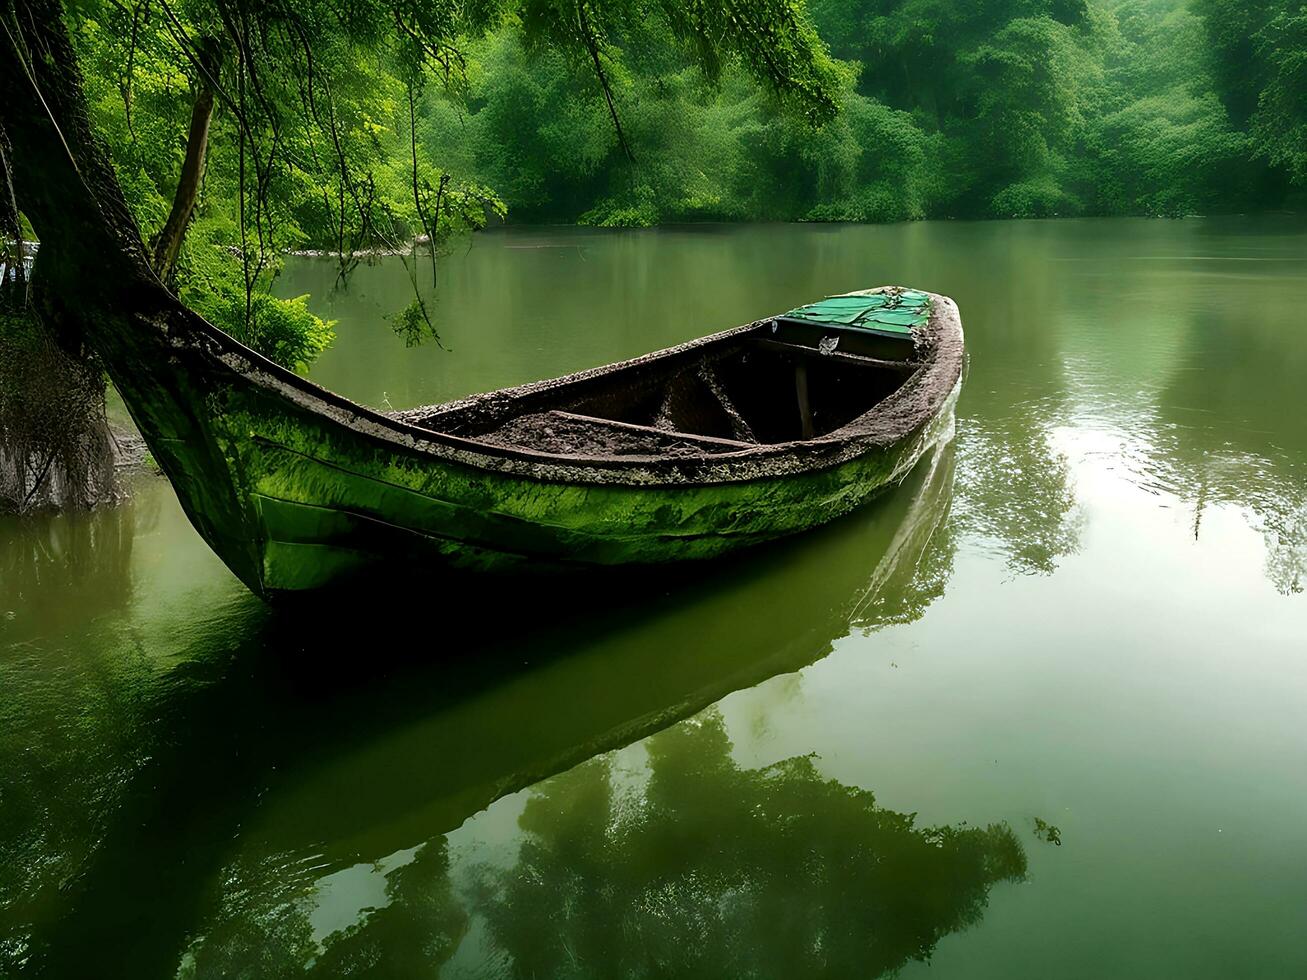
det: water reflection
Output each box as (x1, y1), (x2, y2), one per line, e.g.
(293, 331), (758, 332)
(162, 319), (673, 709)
(1046, 223), (1307, 595)
(0, 486), (146, 635)
(2, 436), (1032, 977)
(1145, 307), (1307, 594)
(470, 714), (1024, 979)
(178, 715), (1027, 979)
(952, 400), (1083, 576)
(899, 222), (1082, 576)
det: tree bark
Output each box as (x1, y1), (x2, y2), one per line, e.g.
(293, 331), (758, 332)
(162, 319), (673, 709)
(0, 0), (142, 509)
(0, 0), (155, 293)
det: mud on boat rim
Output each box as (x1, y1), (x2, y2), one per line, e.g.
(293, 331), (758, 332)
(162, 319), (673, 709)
(191, 287), (964, 487)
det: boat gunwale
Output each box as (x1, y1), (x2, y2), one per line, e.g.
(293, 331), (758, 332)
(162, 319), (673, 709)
(189, 286), (963, 487)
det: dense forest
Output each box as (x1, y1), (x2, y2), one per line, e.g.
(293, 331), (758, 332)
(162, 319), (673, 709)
(2, 0), (1305, 510)
(10, 0), (1307, 310)
(56, 0), (1307, 267)
(424, 0), (1305, 224)
(42, 0), (1307, 334)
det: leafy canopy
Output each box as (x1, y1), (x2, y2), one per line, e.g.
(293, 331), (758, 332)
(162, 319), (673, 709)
(52, 0), (844, 365)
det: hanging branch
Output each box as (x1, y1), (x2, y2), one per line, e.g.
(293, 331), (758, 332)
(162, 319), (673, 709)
(576, 0), (634, 163)
(283, 13), (344, 267)
(321, 73), (365, 283)
(118, 0), (146, 141)
(237, 63), (253, 329)
(407, 79), (442, 289)
(391, 11), (471, 99)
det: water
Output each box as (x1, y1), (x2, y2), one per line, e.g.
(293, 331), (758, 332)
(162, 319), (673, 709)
(2, 217), (1306, 977)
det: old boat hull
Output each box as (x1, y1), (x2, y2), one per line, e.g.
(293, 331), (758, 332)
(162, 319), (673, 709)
(240, 386), (956, 592)
(104, 288), (964, 598)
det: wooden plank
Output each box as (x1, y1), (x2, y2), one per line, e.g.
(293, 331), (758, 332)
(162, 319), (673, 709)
(549, 411), (755, 450)
(795, 362), (814, 439)
(755, 338), (920, 373)
(698, 361), (757, 443)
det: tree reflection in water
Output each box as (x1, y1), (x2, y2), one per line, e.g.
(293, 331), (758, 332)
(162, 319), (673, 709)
(178, 841), (466, 978)
(179, 713), (1025, 978)
(952, 402), (1083, 576)
(469, 713), (1025, 979)
(1147, 308), (1307, 595)
(0, 489), (144, 637)
(942, 241), (1084, 578)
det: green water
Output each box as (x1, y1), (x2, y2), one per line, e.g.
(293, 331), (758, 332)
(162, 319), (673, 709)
(3, 217), (1306, 978)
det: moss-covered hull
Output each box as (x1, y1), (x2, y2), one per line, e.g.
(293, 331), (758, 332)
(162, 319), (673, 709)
(224, 385), (956, 594)
(105, 288), (964, 599)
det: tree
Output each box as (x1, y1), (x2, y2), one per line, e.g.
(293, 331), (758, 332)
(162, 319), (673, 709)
(1194, 0), (1307, 186)
(1250, 6), (1307, 183)
(0, 0), (842, 510)
(805, 0), (1098, 215)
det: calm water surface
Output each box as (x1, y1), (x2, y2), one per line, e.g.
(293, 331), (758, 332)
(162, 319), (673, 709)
(2, 218), (1306, 977)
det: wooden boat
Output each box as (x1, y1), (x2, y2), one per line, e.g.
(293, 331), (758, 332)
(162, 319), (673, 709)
(108, 285), (964, 598)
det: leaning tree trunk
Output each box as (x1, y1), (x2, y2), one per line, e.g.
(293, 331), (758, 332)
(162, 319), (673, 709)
(150, 49), (217, 283)
(0, 87), (117, 511)
(0, 0), (155, 282)
(0, 0), (134, 511)
(0, 0), (261, 572)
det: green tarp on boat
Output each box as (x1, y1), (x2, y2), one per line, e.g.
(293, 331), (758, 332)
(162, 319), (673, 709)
(782, 289), (931, 336)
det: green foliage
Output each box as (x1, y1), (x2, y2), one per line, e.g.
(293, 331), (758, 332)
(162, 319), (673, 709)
(49, 0), (850, 371)
(515, 0), (847, 125)
(1191, 0), (1278, 124)
(1067, 1), (1252, 215)
(961, 16), (1089, 183)
(32, 0), (1307, 331)
(417, 0), (1304, 224)
(208, 293), (335, 372)
(1081, 91), (1250, 216)
(991, 173), (1080, 218)
(1252, 7), (1307, 183)
(389, 298), (440, 348)
(422, 26), (926, 226)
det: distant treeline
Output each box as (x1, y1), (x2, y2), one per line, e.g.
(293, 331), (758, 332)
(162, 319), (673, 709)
(419, 0), (1306, 224)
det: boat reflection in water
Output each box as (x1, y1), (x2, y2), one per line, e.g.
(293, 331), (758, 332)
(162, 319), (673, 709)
(13, 428), (1029, 977)
(167, 433), (1026, 977)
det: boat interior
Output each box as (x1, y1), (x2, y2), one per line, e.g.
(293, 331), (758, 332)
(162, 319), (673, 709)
(408, 320), (923, 458)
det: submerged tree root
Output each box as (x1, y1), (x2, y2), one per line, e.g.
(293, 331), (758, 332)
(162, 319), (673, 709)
(0, 308), (119, 513)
